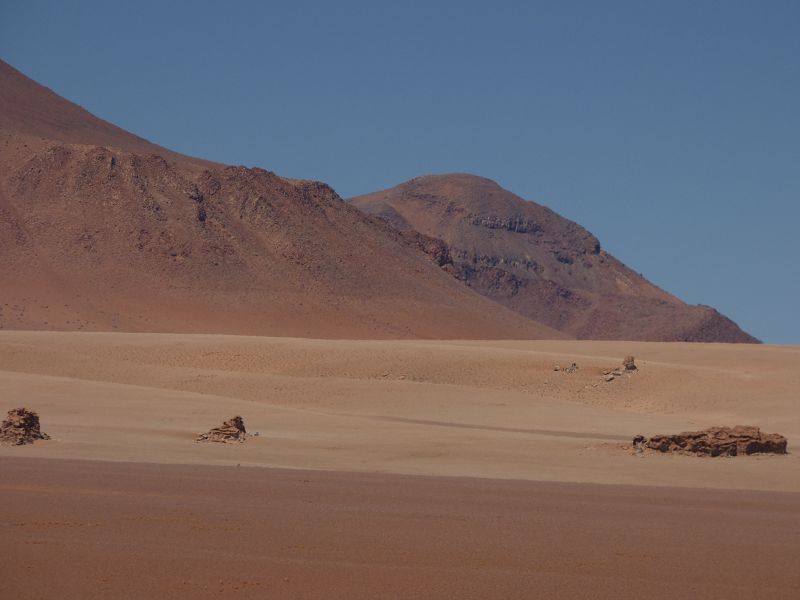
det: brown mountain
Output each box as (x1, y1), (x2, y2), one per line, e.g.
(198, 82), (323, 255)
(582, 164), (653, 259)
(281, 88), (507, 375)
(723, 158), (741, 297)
(0, 60), (561, 339)
(351, 174), (758, 342)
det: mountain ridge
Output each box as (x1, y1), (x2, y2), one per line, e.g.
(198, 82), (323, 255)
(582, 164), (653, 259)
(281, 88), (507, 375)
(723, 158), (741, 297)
(0, 59), (562, 339)
(1, 58), (755, 342)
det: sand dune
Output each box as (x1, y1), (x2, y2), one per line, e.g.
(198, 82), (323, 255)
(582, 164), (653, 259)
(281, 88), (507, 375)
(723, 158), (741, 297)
(2, 331), (797, 490)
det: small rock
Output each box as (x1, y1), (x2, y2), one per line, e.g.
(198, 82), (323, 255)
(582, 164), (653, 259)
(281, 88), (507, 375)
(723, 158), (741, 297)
(197, 416), (247, 443)
(623, 356), (637, 371)
(0, 408), (50, 446)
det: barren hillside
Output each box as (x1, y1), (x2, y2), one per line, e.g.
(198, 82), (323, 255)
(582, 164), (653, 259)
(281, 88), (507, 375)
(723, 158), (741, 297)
(0, 61), (560, 339)
(351, 174), (757, 342)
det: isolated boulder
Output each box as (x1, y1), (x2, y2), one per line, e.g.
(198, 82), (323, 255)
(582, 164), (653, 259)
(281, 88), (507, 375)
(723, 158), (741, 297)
(0, 408), (50, 446)
(623, 355), (637, 371)
(196, 416), (247, 443)
(635, 426), (787, 457)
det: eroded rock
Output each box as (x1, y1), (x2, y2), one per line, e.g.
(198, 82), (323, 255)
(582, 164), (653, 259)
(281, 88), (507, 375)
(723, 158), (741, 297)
(196, 416), (247, 443)
(0, 408), (50, 446)
(603, 356), (637, 382)
(634, 426), (787, 457)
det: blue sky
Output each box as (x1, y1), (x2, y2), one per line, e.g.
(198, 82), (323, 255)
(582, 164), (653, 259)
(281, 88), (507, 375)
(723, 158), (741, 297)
(2, 1), (798, 343)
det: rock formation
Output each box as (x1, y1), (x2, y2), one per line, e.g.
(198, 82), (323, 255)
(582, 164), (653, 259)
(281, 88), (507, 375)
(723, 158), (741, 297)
(0, 408), (50, 445)
(196, 416), (248, 443)
(632, 426), (787, 457)
(603, 356), (640, 381)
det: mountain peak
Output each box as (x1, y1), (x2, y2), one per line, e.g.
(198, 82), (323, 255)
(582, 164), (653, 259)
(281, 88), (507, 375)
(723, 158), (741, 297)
(351, 176), (758, 343)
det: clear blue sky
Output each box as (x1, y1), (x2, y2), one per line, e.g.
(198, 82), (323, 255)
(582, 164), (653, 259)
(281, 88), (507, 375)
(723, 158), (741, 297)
(2, 1), (798, 343)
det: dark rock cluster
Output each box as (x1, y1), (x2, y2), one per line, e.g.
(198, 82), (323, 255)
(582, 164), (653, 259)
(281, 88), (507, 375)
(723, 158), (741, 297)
(633, 426), (787, 457)
(0, 408), (50, 445)
(468, 214), (542, 234)
(196, 416), (248, 443)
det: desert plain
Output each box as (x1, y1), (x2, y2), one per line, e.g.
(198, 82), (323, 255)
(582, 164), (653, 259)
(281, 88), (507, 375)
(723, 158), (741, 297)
(2, 331), (799, 598)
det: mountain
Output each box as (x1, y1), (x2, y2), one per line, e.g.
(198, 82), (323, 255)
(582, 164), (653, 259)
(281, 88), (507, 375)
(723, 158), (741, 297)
(351, 174), (758, 342)
(0, 60), (561, 339)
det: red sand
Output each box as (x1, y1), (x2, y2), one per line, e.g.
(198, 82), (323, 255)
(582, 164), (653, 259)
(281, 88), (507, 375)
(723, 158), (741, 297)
(2, 457), (798, 599)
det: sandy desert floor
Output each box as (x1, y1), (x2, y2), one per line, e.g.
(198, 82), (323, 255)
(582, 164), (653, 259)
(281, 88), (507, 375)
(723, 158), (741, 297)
(1, 331), (799, 597)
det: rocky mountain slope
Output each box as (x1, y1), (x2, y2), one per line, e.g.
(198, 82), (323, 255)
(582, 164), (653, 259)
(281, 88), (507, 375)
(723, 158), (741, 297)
(351, 174), (757, 342)
(0, 60), (561, 339)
